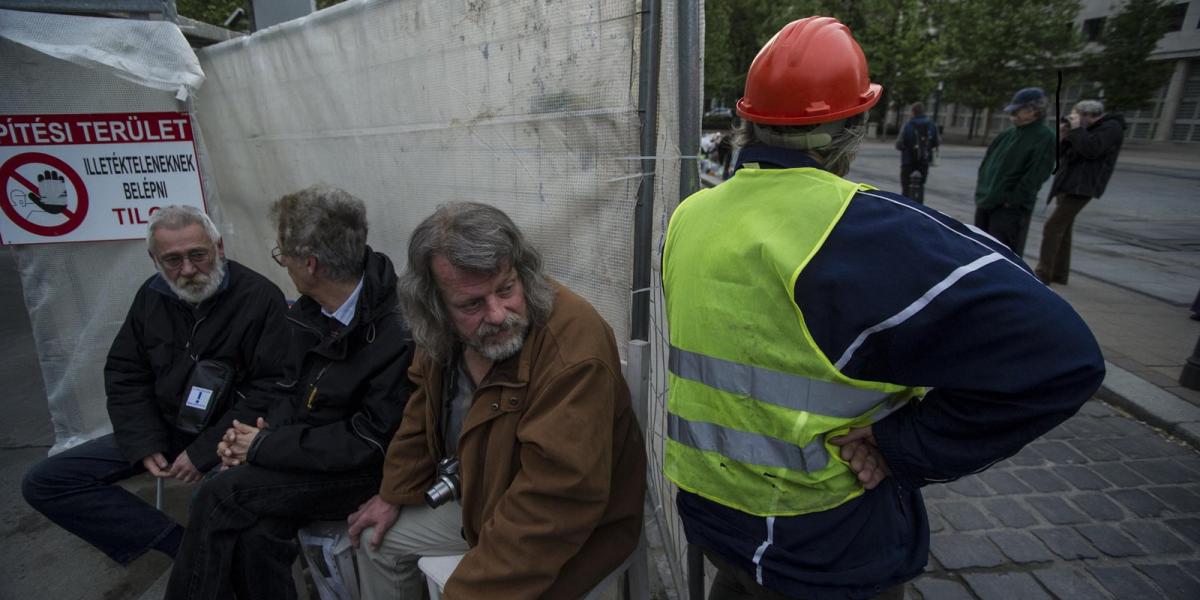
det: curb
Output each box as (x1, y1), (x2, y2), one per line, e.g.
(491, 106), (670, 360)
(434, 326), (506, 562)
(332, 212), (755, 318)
(1094, 360), (1200, 450)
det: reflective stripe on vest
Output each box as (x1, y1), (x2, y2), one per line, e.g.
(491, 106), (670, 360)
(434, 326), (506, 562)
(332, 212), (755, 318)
(669, 345), (892, 419)
(668, 412), (829, 472)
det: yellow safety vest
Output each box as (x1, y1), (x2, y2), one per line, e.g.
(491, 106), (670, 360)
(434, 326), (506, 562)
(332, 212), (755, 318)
(662, 167), (922, 516)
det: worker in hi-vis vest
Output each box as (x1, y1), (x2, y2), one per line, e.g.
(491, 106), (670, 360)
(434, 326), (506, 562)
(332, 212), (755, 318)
(663, 17), (1105, 600)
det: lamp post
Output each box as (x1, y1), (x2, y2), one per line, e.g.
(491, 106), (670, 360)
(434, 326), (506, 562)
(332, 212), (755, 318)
(932, 80), (944, 131)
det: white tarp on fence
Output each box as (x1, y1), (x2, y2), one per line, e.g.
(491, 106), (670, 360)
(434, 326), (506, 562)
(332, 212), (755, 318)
(194, 0), (643, 343)
(0, 9), (210, 453)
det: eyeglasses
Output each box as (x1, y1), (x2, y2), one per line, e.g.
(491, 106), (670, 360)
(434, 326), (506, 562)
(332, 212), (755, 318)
(271, 246), (285, 267)
(159, 249), (211, 270)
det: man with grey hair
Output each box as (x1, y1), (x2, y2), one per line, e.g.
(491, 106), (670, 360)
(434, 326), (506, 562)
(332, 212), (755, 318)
(663, 18), (1102, 599)
(348, 202), (646, 599)
(23, 205), (289, 567)
(973, 86), (1057, 255)
(166, 185), (415, 599)
(1036, 99), (1125, 284)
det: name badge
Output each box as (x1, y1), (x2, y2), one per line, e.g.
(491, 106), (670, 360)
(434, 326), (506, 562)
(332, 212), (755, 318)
(186, 386), (214, 410)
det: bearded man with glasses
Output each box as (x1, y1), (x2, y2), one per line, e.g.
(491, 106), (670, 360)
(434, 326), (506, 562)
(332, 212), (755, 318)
(22, 205), (290, 569)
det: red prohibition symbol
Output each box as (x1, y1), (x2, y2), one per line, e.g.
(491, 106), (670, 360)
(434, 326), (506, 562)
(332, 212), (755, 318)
(0, 152), (90, 237)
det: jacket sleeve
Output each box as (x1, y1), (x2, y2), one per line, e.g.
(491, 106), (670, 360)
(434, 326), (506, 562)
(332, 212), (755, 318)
(976, 135), (1005, 205)
(247, 340), (415, 472)
(1008, 136), (1055, 206)
(1064, 121), (1121, 161)
(379, 357), (437, 504)
(444, 359), (619, 599)
(105, 291), (170, 465)
(185, 289), (291, 472)
(869, 255), (1105, 488)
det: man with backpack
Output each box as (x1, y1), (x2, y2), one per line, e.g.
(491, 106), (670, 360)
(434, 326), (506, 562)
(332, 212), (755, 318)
(896, 102), (939, 203)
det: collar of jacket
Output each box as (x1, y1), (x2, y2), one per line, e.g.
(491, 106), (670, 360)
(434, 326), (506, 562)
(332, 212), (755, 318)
(290, 246), (399, 360)
(148, 258), (235, 315)
(735, 144), (826, 171)
(1015, 119), (1049, 131)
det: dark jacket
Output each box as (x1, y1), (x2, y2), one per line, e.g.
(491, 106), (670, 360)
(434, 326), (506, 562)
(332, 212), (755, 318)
(380, 282), (646, 600)
(105, 260), (290, 471)
(975, 120), (1056, 212)
(247, 248), (414, 472)
(896, 114), (939, 165)
(1049, 113), (1125, 199)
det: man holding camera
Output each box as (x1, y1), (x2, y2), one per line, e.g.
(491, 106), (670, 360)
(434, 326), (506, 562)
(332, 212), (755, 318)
(165, 186), (415, 599)
(1035, 100), (1125, 285)
(349, 202), (646, 600)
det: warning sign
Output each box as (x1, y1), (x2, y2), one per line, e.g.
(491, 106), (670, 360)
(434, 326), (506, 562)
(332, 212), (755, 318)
(0, 112), (205, 245)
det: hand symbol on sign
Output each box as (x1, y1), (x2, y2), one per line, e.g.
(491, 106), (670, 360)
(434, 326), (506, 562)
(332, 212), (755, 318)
(28, 170), (68, 215)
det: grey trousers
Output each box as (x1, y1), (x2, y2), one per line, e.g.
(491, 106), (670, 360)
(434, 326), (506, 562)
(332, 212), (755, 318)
(355, 502), (469, 600)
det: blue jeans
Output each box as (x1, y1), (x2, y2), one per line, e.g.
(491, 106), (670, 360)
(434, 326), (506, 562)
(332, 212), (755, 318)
(21, 433), (183, 565)
(165, 462), (380, 600)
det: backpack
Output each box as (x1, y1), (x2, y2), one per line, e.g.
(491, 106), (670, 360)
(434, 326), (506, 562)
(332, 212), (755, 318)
(913, 122), (932, 164)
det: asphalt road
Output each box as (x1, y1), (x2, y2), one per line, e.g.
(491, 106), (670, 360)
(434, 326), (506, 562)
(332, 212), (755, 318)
(848, 140), (1200, 306)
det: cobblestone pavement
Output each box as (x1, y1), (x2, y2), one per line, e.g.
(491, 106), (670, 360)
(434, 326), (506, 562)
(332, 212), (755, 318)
(907, 400), (1200, 599)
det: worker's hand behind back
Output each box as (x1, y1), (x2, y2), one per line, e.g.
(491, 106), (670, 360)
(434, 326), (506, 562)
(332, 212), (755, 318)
(829, 426), (890, 490)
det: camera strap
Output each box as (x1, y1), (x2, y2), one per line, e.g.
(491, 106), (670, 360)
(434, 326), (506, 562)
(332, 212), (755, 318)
(438, 353), (474, 460)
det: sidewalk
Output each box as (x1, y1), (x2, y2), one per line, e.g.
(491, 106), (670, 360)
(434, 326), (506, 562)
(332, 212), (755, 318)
(1056, 274), (1200, 448)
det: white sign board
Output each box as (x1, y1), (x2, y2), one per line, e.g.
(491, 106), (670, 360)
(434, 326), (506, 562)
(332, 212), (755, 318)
(0, 111), (206, 245)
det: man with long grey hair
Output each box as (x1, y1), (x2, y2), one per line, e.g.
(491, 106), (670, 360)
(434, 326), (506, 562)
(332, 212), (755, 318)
(349, 202), (646, 599)
(23, 205), (289, 568)
(663, 17), (1103, 599)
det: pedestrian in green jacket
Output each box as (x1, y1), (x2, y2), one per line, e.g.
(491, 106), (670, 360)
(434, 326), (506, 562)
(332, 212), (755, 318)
(974, 87), (1056, 256)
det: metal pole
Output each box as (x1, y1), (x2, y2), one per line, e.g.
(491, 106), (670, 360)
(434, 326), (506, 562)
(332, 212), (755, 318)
(631, 0), (661, 343)
(687, 544), (705, 600)
(931, 80), (943, 130)
(1181, 334), (1200, 390)
(677, 0), (701, 202)
(676, 4), (707, 599)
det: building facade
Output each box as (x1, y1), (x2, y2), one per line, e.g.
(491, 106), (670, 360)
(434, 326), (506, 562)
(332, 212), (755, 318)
(926, 0), (1199, 144)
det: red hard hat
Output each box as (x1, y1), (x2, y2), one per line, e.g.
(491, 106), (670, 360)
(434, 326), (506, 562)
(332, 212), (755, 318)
(736, 17), (882, 126)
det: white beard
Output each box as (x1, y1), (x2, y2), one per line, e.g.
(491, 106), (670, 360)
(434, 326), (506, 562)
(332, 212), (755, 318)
(468, 312), (529, 362)
(163, 258), (226, 304)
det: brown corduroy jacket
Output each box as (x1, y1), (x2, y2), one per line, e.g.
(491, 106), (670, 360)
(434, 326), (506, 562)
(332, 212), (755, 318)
(379, 282), (646, 599)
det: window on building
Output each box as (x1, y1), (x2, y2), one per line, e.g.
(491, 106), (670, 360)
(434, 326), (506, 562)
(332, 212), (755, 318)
(1165, 2), (1189, 32)
(1082, 17), (1106, 42)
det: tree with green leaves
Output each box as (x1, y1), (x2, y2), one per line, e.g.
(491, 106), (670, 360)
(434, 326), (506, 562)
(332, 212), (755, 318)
(176, 0), (346, 32)
(848, 0), (941, 136)
(933, 0), (1082, 140)
(703, 0), (805, 110)
(1083, 0), (1173, 113)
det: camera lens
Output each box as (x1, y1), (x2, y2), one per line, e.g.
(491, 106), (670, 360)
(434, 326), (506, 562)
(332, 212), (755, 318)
(425, 479), (457, 508)
(424, 457), (461, 508)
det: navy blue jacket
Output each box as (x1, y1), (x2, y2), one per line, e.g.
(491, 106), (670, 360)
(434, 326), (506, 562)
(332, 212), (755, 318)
(247, 248), (415, 473)
(896, 115), (939, 166)
(675, 146), (1105, 599)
